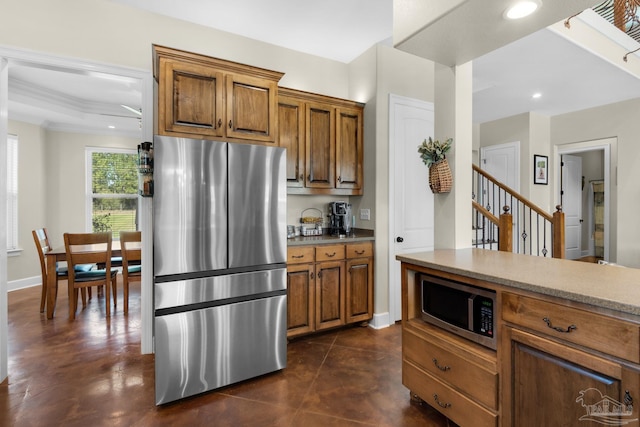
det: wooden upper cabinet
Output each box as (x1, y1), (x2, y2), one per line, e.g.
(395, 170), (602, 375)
(226, 73), (278, 143)
(306, 102), (335, 189)
(336, 107), (363, 191)
(159, 58), (225, 137)
(154, 45), (283, 144)
(278, 87), (364, 195)
(278, 95), (305, 188)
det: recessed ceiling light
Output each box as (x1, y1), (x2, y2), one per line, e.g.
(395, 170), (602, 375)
(504, 1), (541, 20)
(108, 125), (115, 129)
(532, 92), (542, 99)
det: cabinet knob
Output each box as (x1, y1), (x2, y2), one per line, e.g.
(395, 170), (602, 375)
(396, 236), (404, 243)
(217, 118), (222, 128)
(338, 176), (342, 183)
(228, 120), (232, 129)
(299, 174), (304, 181)
(310, 272), (314, 280)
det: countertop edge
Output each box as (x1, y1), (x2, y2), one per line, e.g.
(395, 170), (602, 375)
(396, 250), (640, 318)
(287, 229), (374, 246)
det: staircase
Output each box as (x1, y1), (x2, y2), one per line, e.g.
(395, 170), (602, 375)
(472, 165), (565, 258)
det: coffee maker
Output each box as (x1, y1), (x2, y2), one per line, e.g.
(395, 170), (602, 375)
(328, 201), (352, 236)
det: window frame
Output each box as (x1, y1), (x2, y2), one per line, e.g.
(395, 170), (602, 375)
(85, 146), (138, 237)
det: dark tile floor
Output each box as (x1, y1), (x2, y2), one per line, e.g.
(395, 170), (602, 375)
(1, 279), (452, 426)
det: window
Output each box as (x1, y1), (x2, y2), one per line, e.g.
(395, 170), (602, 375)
(86, 148), (138, 239)
(6, 134), (18, 251)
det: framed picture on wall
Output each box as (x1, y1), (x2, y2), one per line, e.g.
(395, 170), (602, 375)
(534, 154), (548, 185)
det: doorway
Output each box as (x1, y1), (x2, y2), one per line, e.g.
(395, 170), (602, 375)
(0, 47), (155, 382)
(555, 138), (612, 261)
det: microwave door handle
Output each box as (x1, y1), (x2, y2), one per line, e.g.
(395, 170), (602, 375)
(468, 296), (475, 331)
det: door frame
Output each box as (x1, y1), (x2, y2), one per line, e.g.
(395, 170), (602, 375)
(387, 93), (435, 324)
(554, 138), (611, 261)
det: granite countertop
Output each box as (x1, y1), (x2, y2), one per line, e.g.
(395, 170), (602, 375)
(287, 228), (374, 246)
(396, 248), (640, 317)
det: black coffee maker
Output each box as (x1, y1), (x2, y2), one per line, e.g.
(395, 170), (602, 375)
(328, 201), (352, 236)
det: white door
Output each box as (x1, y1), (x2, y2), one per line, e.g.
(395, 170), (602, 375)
(479, 142), (520, 248)
(389, 94), (434, 323)
(562, 154), (582, 260)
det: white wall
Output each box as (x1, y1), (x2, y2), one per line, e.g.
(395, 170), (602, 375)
(6, 121), (47, 283)
(362, 44), (435, 318)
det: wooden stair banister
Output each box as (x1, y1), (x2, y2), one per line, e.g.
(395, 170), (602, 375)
(472, 164), (565, 258)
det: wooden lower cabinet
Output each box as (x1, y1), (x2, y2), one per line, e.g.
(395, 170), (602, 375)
(503, 326), (640, 427)
(403, 321), (499, 427)
(287, 241), (373, 338)
(315, 260), (345, 330)
(286, 263), (315, 336)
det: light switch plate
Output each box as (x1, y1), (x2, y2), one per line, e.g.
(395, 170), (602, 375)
(360, 209), (371, 221)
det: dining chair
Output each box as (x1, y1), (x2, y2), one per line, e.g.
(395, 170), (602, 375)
(33, 228), (67, 313)
(119, 231), (142, 314)
(64, 232), (118, 319)
(32, 228), (96, 313)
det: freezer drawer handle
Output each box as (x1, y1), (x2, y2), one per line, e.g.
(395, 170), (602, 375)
(325, 252), (336, 258)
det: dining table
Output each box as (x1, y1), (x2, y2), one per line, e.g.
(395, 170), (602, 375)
(45, 241), (122, 319)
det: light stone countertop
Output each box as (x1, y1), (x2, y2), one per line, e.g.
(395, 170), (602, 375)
(287, 228), (374, 246)
(396, 248), (640, 317)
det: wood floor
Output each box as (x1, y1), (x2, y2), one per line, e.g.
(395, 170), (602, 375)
(1, 278), (453, 426)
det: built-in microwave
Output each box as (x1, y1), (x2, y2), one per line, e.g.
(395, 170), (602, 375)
(418, 273), (496, 350)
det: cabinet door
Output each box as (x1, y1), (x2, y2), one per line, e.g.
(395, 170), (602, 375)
(306, 102), (335, 189)
(226, 73), (277, 143)
(345, 257), (373, 323)
(504, 327), (639, 427)
(336, 106), (363, 194)
(286, 263), (315, 338)
(315, 260), (345, 330)
(278, 96), (305, 188)
(159, 58), (224, 137)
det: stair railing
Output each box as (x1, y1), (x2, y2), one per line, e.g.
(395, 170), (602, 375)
(472, 165), (565, 258)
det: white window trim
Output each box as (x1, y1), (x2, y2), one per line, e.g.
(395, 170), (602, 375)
(6, 134), (18, 254)
(85, 146), (138, 234)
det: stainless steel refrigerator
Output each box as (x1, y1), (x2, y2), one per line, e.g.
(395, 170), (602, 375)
(152, 135), (287, 405)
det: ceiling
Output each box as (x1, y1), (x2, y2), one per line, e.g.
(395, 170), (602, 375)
(7, 0), (640, 136)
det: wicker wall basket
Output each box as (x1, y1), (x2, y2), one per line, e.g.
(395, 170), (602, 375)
(429, 159), (453, 193)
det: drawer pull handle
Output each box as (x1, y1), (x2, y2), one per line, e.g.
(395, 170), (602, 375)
(325, 252), (336, 257)
(432, 358), (450, 372)
(292, 255), (304, 259)
(355, 250), (365, 255)
(543, 317), (577, 333)
(433, 394), (451, 409)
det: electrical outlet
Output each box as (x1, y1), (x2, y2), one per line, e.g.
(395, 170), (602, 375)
(360, 209), (371, 221)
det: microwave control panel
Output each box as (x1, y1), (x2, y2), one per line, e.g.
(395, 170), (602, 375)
(474, 296), (494, 338)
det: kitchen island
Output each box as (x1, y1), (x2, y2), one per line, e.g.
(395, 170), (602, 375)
(397, 249), (640, 427)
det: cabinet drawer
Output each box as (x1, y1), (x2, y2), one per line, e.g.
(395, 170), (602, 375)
(403, 360), (498, 427)
(315, 244), (345, 262)
(403, 327), (498, 410)
(346, 242), (373, 259)
(287, 246), (314, 264)
(503, 292), (640, 363)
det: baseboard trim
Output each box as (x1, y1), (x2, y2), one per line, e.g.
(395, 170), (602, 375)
(369, 312), (391, 329)
(8, 276), (40, 292)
